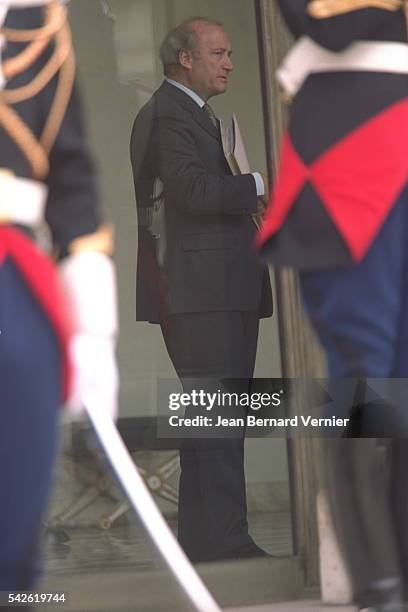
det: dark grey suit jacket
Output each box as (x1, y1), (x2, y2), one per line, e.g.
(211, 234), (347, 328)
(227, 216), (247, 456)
(130, 80), (272, 323)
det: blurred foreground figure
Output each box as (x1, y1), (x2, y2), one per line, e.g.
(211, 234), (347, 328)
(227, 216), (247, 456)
(0, 0), (118, 590)
(257, 1), (408, 610)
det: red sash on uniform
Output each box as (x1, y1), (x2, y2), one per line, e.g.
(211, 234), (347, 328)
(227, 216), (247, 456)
(0, 226), (72, 401)
(257, 98), (408, 262)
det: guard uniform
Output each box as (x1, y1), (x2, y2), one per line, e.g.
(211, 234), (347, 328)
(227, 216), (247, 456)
(0, 0), (117, 590)
(257, 2), (408, 610)
(258, 1), (408, 383)
(258, 0), (408, 268)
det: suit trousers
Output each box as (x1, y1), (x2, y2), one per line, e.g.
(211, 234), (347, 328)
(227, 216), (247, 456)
(0, 258), (60, 590)
(161, 310), (259, 562)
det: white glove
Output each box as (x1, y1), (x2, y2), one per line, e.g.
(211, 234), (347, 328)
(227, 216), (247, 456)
(59, 251), (119, 421)
(66, 333), (118, 420)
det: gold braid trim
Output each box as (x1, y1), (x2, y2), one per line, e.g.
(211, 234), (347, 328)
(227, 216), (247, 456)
(2, 21), (72, 105)
(0, 2), (66, 42)
(0, 100), (49, 178)
(308, 0), (403, 18)
(406, 0), (408, 34)
(69, 225), (115, 257)
(0, 2), (75, 180)
(2, 2), (66, 81)
(41, 44), (75, 155)
(3, 36), (50, 81)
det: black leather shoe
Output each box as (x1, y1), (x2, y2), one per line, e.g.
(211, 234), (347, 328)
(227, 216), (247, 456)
(232, 543), (270, 559)
(358, 577), (405, 612)
(191, 542), (271, 563)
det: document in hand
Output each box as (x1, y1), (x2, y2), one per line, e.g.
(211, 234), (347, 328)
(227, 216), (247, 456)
(220, 113), (261, 229)
(220, 113), (251, 175)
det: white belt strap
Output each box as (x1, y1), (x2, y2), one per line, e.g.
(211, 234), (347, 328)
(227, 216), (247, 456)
(0, 171), (47, 226)
(277, 37), (408, 97)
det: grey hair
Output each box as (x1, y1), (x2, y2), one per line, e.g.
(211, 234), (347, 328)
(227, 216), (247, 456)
(159, 17), (223, 77)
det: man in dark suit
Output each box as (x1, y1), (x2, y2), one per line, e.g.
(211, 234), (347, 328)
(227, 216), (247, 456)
(130, 17), (272, 563)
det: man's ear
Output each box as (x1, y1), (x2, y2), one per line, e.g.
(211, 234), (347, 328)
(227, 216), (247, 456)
(179, 49), (193, 70)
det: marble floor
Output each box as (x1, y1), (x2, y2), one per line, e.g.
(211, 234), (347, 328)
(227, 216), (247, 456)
(44, 511), (292, 574)
(39, 425), (295, 611)
(41, 511), (294, 611)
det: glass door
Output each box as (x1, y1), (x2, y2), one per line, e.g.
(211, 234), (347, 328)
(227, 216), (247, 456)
(42, 1), (322, 609)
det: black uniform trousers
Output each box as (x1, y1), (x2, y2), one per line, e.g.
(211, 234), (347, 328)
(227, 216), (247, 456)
(161, 310), (259, 562)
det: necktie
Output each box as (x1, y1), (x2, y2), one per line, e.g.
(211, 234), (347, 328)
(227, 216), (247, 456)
(203, 103), (218, 129)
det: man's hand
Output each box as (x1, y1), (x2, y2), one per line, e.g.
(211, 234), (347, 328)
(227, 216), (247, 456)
(257, 198), (267, 218)
(260, 172), (270, 205)
(254, 173), (270, 223)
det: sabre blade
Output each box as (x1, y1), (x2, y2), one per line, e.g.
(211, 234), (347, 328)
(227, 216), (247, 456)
(84, 400), (221, 612)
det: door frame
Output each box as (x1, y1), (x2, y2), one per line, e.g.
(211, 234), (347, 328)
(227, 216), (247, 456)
(255, 0), (327, 594)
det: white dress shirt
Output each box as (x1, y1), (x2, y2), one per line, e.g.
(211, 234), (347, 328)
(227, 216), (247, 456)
(165, 78), (265, 197)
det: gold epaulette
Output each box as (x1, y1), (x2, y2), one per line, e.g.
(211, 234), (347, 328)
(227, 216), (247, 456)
(308, 0), (403, 18)
(68, 224), (114, 257)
